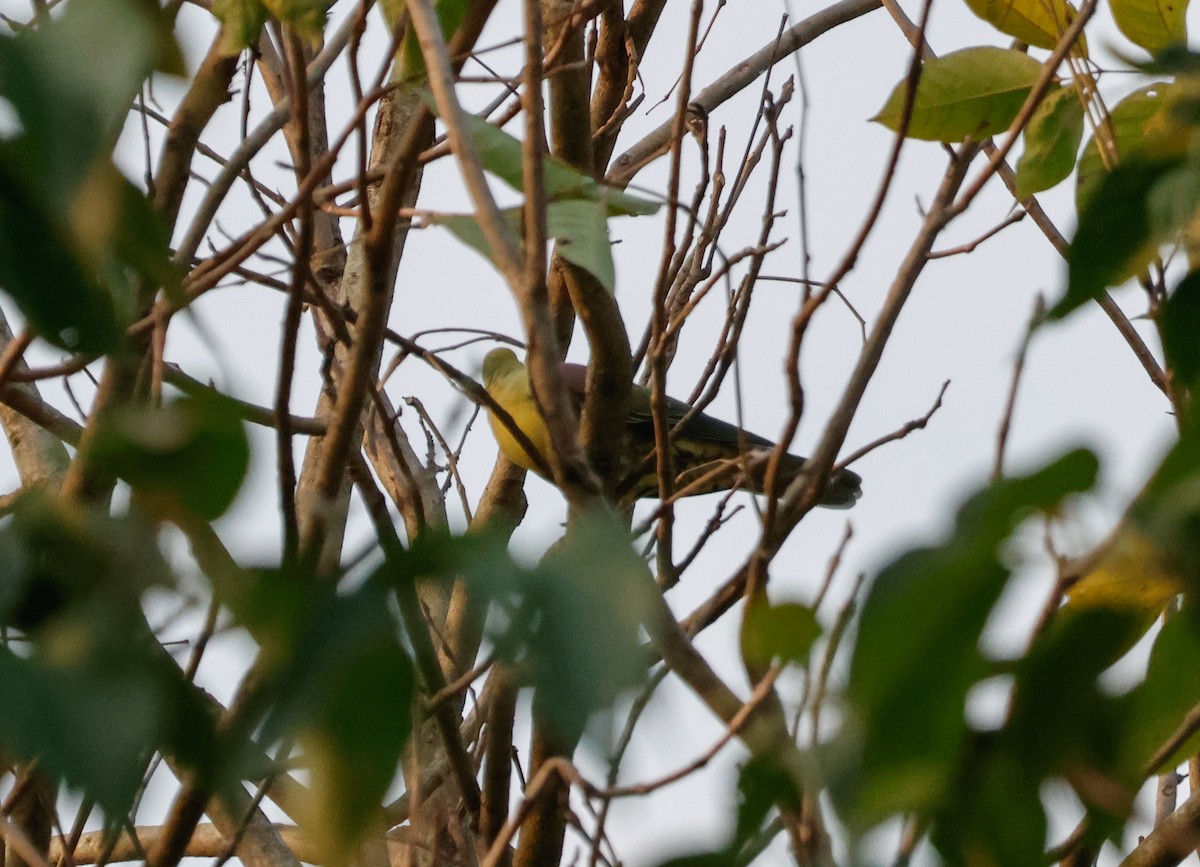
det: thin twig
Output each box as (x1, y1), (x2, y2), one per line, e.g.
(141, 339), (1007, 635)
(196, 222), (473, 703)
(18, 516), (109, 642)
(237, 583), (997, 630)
(993, 294), (1043, 481)
(837, 379), (949, 469)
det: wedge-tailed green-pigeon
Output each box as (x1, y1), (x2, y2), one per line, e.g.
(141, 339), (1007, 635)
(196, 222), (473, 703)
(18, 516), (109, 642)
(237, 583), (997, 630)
(481, 348), (861, 508)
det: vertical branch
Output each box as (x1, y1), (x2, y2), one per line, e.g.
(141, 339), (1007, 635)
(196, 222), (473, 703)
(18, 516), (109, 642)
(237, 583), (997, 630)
(275, 33), (314, 565)
(648, 0), (704, 586)
(523, 0), (549, 305)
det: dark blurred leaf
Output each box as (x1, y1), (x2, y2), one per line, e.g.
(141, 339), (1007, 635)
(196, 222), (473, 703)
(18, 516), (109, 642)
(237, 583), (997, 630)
(1133, 43), (1200, 73)
(1128, 424), (1200, 589)
(1139, 422), (1200, 508)
(1114, 612), (1200, 779)
(0, 157), (126, 353)
(446, 509), (656, 743)
(741, 598), (822, 669)
(108, 170), (185, 302)
(733, 757), (800, 849)
(0, 0), (182, 351)
(838, 449), (1098, 827)
(0, 495), (217, 814)
(0, 0), (176, 202)
(289, 583), (414, 863)
(930, 742), (1047, 867)
(90, 395), (250, 520)
(1162, 269), (1200, 387)
(0, 646), (156, 814)
(0, 492), (172, 631)
(1007, 607), (1139, 775)
(219, 568), (415, 862)
(530, 509), (658, 742)
(653, 854), (736, 867)
(1053, 158), (1183, 320)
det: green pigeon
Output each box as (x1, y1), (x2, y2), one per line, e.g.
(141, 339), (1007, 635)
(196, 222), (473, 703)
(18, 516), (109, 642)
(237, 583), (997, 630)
(481, 348), (862, 508)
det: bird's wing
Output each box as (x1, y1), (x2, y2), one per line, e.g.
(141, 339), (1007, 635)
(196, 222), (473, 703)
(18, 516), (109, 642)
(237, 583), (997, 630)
(624, 383), (776, 450)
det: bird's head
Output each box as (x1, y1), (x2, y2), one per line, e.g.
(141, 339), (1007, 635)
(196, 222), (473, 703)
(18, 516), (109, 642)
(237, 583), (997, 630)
(482, 347), (522, 388)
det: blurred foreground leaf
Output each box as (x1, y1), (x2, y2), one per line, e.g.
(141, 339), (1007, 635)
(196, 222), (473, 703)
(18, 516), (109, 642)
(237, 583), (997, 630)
(0, 0), (181, 351)
(91, 395), (250, 520)
(216, 567), (415, 863)
(837, 448), (1099, 829)
(0, 494), (217, 814)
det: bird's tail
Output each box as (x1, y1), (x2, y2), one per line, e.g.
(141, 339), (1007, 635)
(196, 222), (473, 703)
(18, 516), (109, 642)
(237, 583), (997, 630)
(625, 451), (863, 508)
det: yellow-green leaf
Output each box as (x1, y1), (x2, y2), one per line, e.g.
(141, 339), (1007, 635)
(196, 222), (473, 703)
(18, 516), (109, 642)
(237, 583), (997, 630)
(397, 0), (471, 82)
(1111, 0), (1187, 53)
(1015, 85), (1085, 198)
(261, 0), (332, 42)
(1075, 82), (1191, 211)
(962, 0), (1088, 53)
(212, 0), (268, 54)
(872, 47), (1044, 143)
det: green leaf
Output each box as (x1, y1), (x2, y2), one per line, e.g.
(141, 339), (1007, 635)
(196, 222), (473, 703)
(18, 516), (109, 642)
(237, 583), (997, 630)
(961, 0), (1086, 51)
(435, 199), (634, 291)
(90, 395), (250, 520)
(1134, 43), (1200, 74)
(1111, 0), (1187, 52)
(653, 855), (736, 867)
(436, 209), (524, 265)
(837, 449), (1098, 828)
(454, 109), (658, 215)
(871, 47), (1044, 143)
(212, 0), (270, 54)
(1054, 156), (1187, 320)
(1162, 269), (1200, 387)
(397, 0), (472, 81)
(288, 585), (414, 863)
(741, 599), (822, 668)
(1015, 85), (1085, 198)
(548, 200), (616, 291)
(421, 98), (655, 289)
(0, 492), (173, 632)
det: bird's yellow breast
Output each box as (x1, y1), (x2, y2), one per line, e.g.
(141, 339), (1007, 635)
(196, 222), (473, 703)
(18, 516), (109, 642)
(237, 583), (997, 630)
(485, 373), (554, 474)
